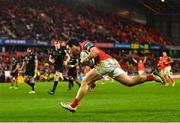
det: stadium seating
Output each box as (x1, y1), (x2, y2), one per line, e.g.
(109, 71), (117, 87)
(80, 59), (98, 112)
(0, 0), (171, 45)
(0, 0), (178, 81)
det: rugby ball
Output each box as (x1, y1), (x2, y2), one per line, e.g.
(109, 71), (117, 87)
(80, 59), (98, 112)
(80, 51), (95, 67)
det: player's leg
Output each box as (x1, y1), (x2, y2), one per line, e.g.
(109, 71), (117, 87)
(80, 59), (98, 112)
(9, 81), (14, 89)
(67, 70), (74, 90)
(164, 67), (170, 86)
(72, 70), (81, 87)
(9, 72), (17, 89)
(48, 71), (63, 95)
(168, 75), (175, 87)
(68, 77), (74, 90)
(106, 58), (164, 86)
(49, 71), (59, 94)
(164, 75), (169, 86)
(159, 69), (168, 87)
(68, 81), (72, 90)
(9, 76), (15, 89)
(25, 75), (34, 93)
(114, 68), (165, 86)
(14, 72), (19, 89)
(75, 69), (101, 99)
(28, 76), (35, 94)
(115, 73), (151, 86)
(61, 68), (102, 112)
(14, 77), (19, 89)
(105, 57), (164, 86)
(166, 66), (175, 87)
(28, 70), (36, 94)
(25, 76), (31, 86)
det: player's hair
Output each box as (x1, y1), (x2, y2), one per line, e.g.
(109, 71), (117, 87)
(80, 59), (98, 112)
(27, 47), (32, 51)
(66, 39), (80, 47)
(55, 40), (61, 43)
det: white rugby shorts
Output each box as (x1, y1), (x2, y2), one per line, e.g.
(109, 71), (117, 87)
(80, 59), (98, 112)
(94, 58), (125, 77)
(164, 66), (172, 76)
(160, 66), (172, 76)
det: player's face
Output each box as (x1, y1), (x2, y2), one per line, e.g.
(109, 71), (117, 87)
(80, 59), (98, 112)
(68, 45), (81, 56)
(54, 41), (61, 49)
(27, 48), (32, 54)
(163, 52), (167, 56)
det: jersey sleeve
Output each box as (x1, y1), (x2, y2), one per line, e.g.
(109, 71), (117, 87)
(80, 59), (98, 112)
(81, 41), (94, 51)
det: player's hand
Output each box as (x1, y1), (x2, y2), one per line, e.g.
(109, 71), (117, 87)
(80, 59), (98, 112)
(80, 58), (84, 63)
(80, 56), (89, 63)
(49, 58), (55, 64)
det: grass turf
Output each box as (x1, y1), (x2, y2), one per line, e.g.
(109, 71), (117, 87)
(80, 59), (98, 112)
(0, 80), (180, 122)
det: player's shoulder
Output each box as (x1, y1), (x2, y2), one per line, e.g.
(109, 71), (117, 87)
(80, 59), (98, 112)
(158, 56), (162, 60)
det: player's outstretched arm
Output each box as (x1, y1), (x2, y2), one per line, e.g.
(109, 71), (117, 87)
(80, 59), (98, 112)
(143, 56), (147, 63)
(132, 57), (137, 63)
(35, 56), (38, 73)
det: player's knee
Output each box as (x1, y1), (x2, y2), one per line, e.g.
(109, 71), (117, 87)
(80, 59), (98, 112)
(81, 82), (87, 86)
(115, 79), (132, 87)
(80, 81), (89, 87)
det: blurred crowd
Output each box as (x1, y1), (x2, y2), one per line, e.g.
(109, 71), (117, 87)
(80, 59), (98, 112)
(0, 0), (178, 82)
(0, 47), (180, 82)
(0, 0), (172, 45)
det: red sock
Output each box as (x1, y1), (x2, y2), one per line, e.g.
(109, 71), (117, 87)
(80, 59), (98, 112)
(169, 77), (174, 84)
(146, 75), (154, 81)
(71, 98), (79, 108)
(165, 78), (169, 84)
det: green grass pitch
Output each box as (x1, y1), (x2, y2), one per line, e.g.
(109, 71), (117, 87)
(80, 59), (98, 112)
(0, 79), (180, 122)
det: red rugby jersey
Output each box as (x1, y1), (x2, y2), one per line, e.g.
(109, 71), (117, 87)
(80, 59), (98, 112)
(157, 57), (166, 70)
(81, 41), (112, 64)
(138, 61), (145, 71)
